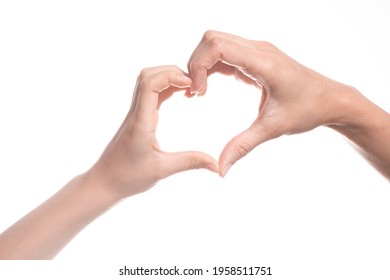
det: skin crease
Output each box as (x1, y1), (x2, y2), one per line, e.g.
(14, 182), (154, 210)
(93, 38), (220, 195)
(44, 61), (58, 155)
(187, 30), (390, 179)
(1, 31), (389, 259)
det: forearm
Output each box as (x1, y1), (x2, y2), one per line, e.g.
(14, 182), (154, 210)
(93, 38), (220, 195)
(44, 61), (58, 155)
(0, 66), (216, 259)
(327, 86), (390, 180)
(0, 173), (118, 259)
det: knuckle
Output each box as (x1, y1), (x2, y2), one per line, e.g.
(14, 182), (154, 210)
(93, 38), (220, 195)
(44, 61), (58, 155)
(252, 41), (280, 73)
(258, 52), (280, 73)
(208, 36), (224, 51)
(203, 30), (218, 41)
(203, 31), (224, 52)
(235, 142), (252, 159)
(138, 69), (153, 90)
(139, 67), (152, 79)
(188, 156), (201, 170)
(138, 67), (161, 91)
(139, 76), (152, 91)
(258, 40), (276, 50)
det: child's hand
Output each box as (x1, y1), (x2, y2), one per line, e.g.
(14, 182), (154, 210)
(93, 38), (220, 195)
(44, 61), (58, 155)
(88, 65), (219, 200)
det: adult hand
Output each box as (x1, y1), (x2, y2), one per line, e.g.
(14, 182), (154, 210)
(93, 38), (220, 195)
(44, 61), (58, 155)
(88, 65), (219, 199)
(188, 30), (357, 176)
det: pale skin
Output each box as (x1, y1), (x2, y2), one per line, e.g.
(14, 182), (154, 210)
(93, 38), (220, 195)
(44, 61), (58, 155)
(1, 31), (389, 260)
(187, 31), (390, 179)
(0, 66), (219, 259)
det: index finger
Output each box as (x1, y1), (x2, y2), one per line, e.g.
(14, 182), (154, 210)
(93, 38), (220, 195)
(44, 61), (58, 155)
(135, 66), (192, 120)
(187, 31), (260, 95)
(187, 30), (257, 69)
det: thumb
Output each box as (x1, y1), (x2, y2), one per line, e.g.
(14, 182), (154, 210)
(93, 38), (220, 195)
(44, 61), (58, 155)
(219, 125), (267, 177)
(162, 151), (219, 177)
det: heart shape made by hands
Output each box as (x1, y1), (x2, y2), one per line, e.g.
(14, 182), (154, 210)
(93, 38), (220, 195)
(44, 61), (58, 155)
(158, 74), (262, 175)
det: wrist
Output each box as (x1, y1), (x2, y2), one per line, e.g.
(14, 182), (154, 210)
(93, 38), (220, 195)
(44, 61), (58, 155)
(325, 84), (390, 136)
(83, 158), (148, 205)
(80, 168), (124, 207)
(324, 84), (374, 129)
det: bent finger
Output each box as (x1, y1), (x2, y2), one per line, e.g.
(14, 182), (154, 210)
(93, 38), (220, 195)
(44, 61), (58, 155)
(188, 36), (259, 95)
(136, 66), (192, 118)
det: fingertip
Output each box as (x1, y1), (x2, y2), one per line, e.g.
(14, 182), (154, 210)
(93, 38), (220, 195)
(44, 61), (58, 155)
(184, 88), (195, 98)
(219, 147), (236, 176)
(218, 142), (242, 177)
(189, 87), (200, 96)
(173, 73), (192, 89)
(219, 127), (261, 177)
(188, 70), (206, 95)
(190, 80), (207, 96)
(206, 161), (219, 174)
(220, 163), (233, 177)
(197, 153), (219, 174)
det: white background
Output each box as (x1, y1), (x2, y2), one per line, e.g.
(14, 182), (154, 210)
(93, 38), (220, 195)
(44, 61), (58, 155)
(1, 0), (390, 279)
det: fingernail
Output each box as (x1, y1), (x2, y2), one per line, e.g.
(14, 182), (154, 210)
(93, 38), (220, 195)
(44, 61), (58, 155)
(221, 163), (233, 177)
